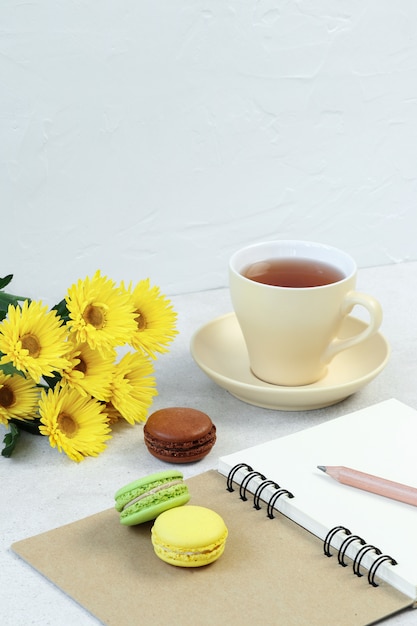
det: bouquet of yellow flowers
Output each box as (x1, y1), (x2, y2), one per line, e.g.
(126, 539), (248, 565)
(0, 271), (177, 462)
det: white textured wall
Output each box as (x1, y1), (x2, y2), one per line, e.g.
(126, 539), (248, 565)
(2, 1), (417, 302)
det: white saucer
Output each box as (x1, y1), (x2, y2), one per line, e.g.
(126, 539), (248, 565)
(190, 313), (390, 411)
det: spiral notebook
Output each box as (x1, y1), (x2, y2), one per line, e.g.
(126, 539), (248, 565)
(11, 470), (413, 626)
(219, 398), (417, 603)
(11, 399), (416, 625)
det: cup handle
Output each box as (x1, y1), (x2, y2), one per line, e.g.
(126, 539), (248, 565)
(323, 291), (383, 362)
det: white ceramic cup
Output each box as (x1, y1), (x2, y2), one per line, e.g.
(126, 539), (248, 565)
(229, 240), (383, 387)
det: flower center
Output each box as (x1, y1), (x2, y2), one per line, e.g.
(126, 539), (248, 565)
(83, 304), (106, 329)
(21, 333), (41, 358)
(57, 412), (78, 438)
(74, 357), (87, 375)
(0, 384), (15, 408)
(135, 309), (147, 331)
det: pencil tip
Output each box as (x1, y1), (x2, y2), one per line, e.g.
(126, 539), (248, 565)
(317, 465), (326, 473)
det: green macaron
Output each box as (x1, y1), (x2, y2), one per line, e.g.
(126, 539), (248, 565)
(114, 470), (190, 525)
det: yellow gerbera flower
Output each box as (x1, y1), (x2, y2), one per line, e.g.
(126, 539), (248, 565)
(61, 342), (114, 401)
(0, 371), (39, 425)
(124, 279), (178, 358)
(104, 401), (123, 425)
(65, 270), (137, 356)
(110, 351), (157, 425)
(0, 300), (71, 383)
(38, 385), (111, 462)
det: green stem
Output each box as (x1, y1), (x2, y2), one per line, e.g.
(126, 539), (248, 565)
(9, 417), (42, 435)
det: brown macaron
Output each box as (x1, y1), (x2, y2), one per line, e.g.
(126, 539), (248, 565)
(144, 407), (216, 463)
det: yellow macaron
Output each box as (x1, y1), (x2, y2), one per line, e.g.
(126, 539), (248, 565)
(151, 505), (228, 567)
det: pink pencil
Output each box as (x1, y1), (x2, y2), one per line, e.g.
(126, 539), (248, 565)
(317, 465), (417, 507)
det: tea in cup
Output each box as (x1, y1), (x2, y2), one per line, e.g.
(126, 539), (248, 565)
(229, 240), (383, 386)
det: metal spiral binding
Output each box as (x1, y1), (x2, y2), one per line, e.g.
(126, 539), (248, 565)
(323, 526), (351, 557)
(239, 470), (266, 501)
(226, 463), (253, 492)
(337, 534), (366, 567)
(353, 544), (382, 577)
(324, 525), (398, 587)
(368, 554), (398, 587)
(266, 488), (294, 519)
(226, 463), (294, 518)
(253, 480), (280, 510)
